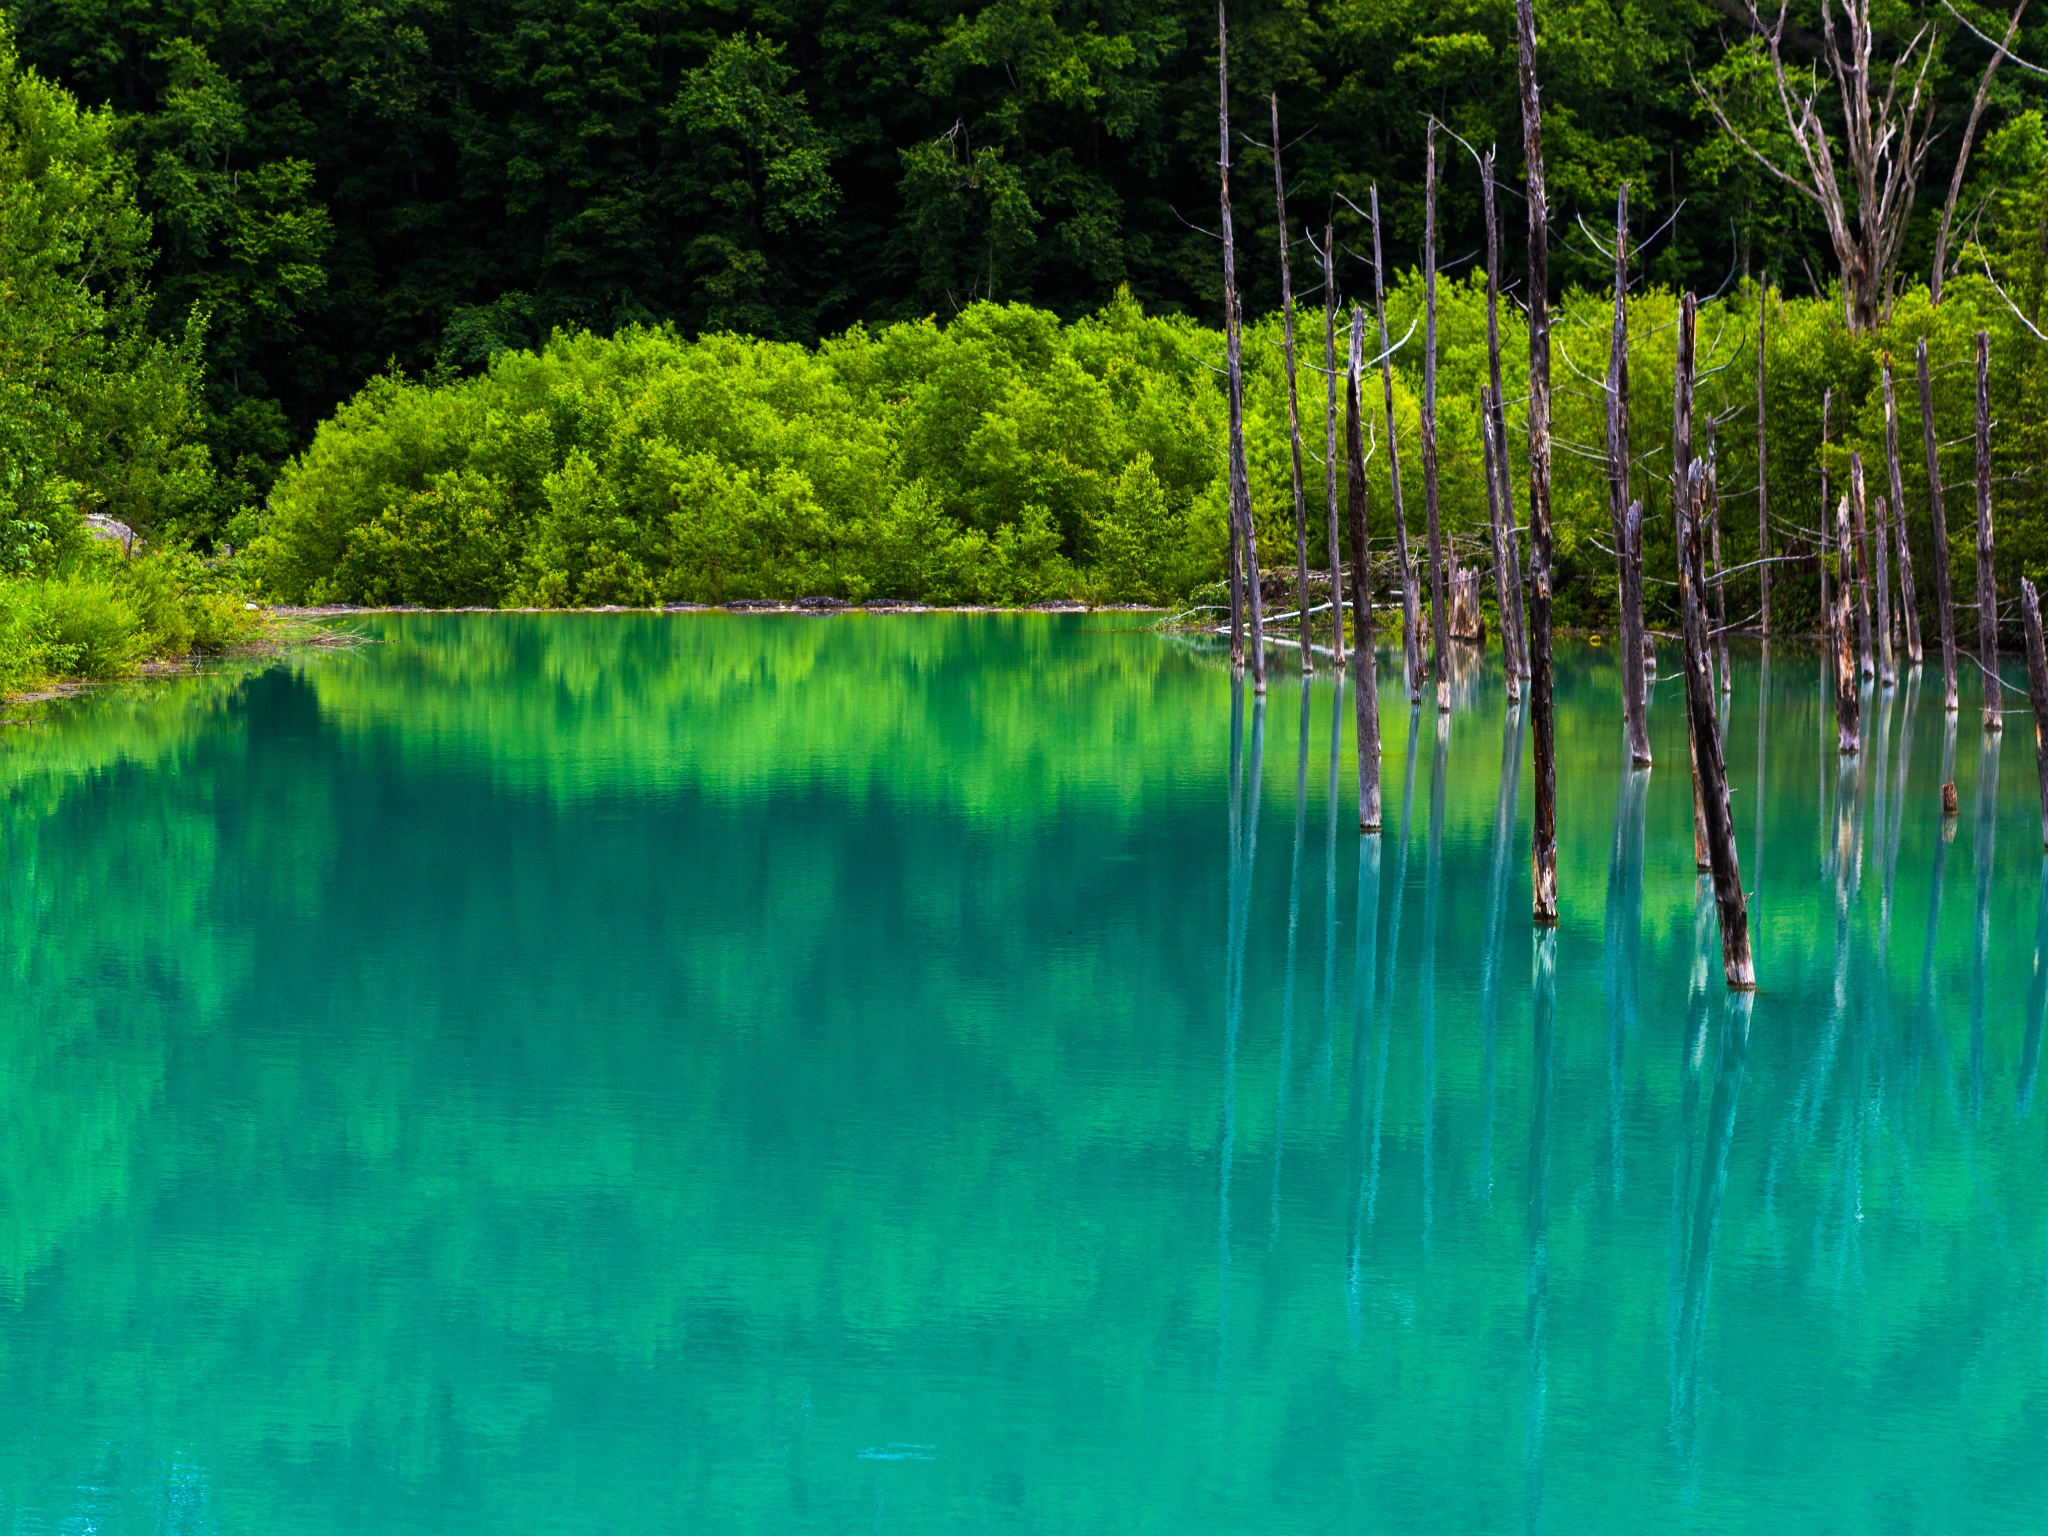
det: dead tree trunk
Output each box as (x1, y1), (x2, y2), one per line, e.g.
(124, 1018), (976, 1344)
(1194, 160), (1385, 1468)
(1876, 491), (1896, 684)
(1883, 355), (1922, 664)
(1322, 224), (1346, 668)
(1217, 3), (1264, 689)
(2024, 579), (2048, 846)
(1756, 288), (1771, 637)
(1708, 425), (1731, 692)
(1680, 460), (1757, 989)
(1270, 94), (1312, 675)
(1369, 186), (1425, 704)
(1421, 121), (1450, 712)
(1609, 185), (1649, 764)
(1517, 0), (1558, 925)
(1834, 488), (1862, 753)
(1347, 306), (1381, 829)
(1620, 499), (1650, 764)
(1483, 147), (1528, 682)
(1676, 296), (1710, 869)
(1918, 338), (1959, 711)
(1850, 452), (1876, 680)
(1482, 386), (1522, 704)
(1977, 330), (2001, 731)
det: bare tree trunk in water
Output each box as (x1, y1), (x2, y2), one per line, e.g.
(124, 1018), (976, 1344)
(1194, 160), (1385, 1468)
(1517, 0), (1558, 925)
(1217, 2), (1264, 691)
(1421, 121), (1450, 712)
(1756, 289), (1771, 636)
(1820, 386), (1834, 692)
(1483, 147), (1528, 682)
(1676, 296), (1710, 869)
(1834, 489), (1862, 754)
(1482, 387), (1521, 704)
(1347, 307), (1381, 830)
(1620, 500), (1650, 765)
(2024, 578), (2048, 846)
(1270, 93), (1311, 674)
(1369, 186), (1424, 704)
(1708, 425), (1730, 692)
(1322, 225), (1346, 667)
(1919, 339), (1958, 710)
(1608, 186), (1648, 764)
(1883, 356), (1921, 664)
(1977, 331), (2001, 731)
(1679, 459), (1756, 989)
(1850, 452), (1876, 680)
(1867, 452), (1896, 684)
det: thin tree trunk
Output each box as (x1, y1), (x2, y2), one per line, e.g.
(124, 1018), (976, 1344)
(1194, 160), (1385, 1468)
(1709, 424), (1730, 692)
(1322, 224), (1346, 667)
(1875, 491), (1896, 685)
(1756, 288), (1770, 636)
(1483, 147), (1528, 681)
(1347, 306), (1381, 830)
(1932, 0), (2031, 305)
(1217, 4), (1264, 691)
(1679, 459), (1756, 988)
(1850, 452), (1876, 680)
(1883, 355), (1922, 664)
(1369, 186), (1424, 704)
(1482, 387), (1522, 704)
(1270, 93), (1312, 675)
(1228, 475), (1244, 666)
(1608, 184), (1648, 764)
(1918, 338), (1959, 711)
(1977, 329), (2000, 731)
(1834, 488), (1862, 754)
(1421, 120), (1449, 712)
(1620, 499), (1650, 764)
(1676, 296), (1710, 869)
(1516, 0), (1558, 925)
(2025, 578), (2048, 846)
(1820, 386), (1833, 684)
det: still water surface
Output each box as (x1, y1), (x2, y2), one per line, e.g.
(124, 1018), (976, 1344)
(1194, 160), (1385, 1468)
(2, 614), (2045, 1533)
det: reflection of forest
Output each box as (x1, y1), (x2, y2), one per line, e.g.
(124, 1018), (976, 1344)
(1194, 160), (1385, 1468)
(0, 617), (2044, 1532)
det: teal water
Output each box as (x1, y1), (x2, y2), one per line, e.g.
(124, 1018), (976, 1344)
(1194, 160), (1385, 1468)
(2, 613), (2044, 1533)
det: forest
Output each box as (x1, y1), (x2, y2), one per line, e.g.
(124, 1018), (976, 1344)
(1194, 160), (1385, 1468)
(0, 0), (2046, 650)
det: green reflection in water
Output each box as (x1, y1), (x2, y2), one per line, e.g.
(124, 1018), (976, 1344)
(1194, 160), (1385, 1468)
(1, 613), (2045, 1534)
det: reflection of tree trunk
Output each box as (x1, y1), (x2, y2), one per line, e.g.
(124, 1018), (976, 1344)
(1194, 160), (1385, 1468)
(1924, 711), (1959, 996)
(1344, 830), (1383, 1339)
(1604, 765), (1649, 1200)
(1421, 716), (1447, 1244)
(1524, 928), (1556, 1533)
(1883, 669), (1918, 949)
(2021, 857), (2048, 1114)
(1381, 710), (1421, 1015)
(1219, 685), (1264, 1375)
(1482, 705), (1529, 1200)
(1322, 678), (1342, 1086)
(1271, 686), (1311, 1246)
(1972, 730), (2000, 1116)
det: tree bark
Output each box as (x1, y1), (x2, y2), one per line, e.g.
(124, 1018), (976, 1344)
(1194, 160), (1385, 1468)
(1875, 490), (1896, 685)
(1918, 338), (1959, 711)
(1977, 329), (2001, 731)
(1680, 463), (1756, 988)
(1421, 121), (1450, 712)
(1517, 0), (1558, 925)
(1347, 306), (1382, 830)
(2024, 578), (2048, 846)
(1833, 487), (1863, 752)
(1483, 147), (1529, 681)
(1322, 224), (1346, 668)
(1270, 93), (1312, 675)
(1217, 3), (1264, 689)
(1708, 426), (1731, 692)
(1756, 288), (1771, 636)
(1482, 387), (1522, 704)
(1609, 185), (1649, 764)
(1882, 355), (1921, 664)
(1620, 499), (1651, 765)
(1850, 451), (1876, 679)
(1369, 186), (1425, 704)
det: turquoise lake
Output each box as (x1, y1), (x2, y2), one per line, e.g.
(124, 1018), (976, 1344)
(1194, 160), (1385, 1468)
(2, 612), (2045, 1532)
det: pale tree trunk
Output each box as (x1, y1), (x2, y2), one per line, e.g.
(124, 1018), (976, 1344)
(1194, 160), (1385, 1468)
(1834, 486), (1862, 753)
(1421, 121), (1450, 712)
(2024, 578), (2048, 846)
(1882, 355), (1921, 664)
(1217, 2), (1265, 687)
(1322, 225), (1346, 667)
(1756, 289), (1771, 636)
(1918, 339), (1959, 710)
(1609, 185), (1649, 764)
(1517, 0), (1558, 925)
(1850, 452), (1875, 679)
(1369, 186), (1425, 704)
(1482, 387), (1522, 704)
(1977, 330), (2001, 731)
(1483, 147), (1528, 681)
(1676, 296), (1710, 870)
(1270, 93), (1312, 675)
(1620, 499), (1650, 766)
(1347, 306), (1381, 830)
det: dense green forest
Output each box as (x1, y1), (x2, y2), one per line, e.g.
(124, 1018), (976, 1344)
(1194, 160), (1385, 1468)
(2, 0), (2048, 637)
